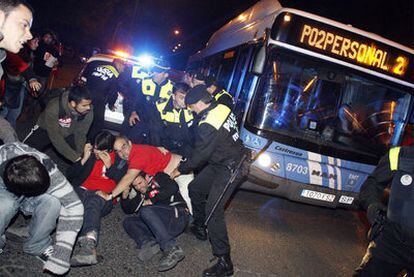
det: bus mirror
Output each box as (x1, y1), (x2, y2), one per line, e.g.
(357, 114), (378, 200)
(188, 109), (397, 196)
(251, 45), (266, 75)
(251, 28), (270, 75)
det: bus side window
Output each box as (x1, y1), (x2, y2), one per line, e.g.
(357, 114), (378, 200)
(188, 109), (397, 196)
(217, 50), (237, 92)
(208, 54), (222, 80)
(229, 46), (252, 96)
(234, 44), (262, 119)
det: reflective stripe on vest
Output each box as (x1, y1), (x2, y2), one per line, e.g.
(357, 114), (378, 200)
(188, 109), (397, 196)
(161, 108), (193, 124)
(199, 104), (230, 130)
(214, 89), (232, 102)
(141, 78), (173, 100)
(131, 66), (149, 79)
(389, 147), (401, 171)
(141, 78), (157, 96)
(101, 65), (119, 78)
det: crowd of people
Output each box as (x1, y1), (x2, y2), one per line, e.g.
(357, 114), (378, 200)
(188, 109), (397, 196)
(0, 1), (414, 277)
(0, 1), (247, 276)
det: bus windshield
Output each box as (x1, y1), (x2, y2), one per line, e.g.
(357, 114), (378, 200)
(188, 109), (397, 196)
(247, 49), (412, 159)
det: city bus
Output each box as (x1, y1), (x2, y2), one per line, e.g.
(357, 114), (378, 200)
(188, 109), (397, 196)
(187, 0), (414, 208)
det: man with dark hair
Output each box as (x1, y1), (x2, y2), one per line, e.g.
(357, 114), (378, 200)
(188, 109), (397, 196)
(0, 142), (84, 275)
(33, 30), (59, 100)
(190, 70), (234, 109)
(122, 171), (189, 272)
(159, 82), (194, 158)
(67, 131), (127, 266)
(171, 84), (247, 277)
(24, 86), (93, 162)
(0, 0), (33, 144)
(81, 58), (125, 140)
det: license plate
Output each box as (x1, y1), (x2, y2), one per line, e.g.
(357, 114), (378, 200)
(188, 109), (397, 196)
(301, 189), (335, 202)
(339, 195), (354, 205)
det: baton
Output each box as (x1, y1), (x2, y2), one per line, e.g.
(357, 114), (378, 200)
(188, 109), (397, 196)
(204, 140), (272, 226)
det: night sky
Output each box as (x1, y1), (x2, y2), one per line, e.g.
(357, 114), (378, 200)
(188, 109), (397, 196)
(27, 0), (413, 67)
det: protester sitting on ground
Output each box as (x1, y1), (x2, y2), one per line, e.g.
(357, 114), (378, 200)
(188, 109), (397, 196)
(67, 131), (128, 266)
(24, 86), (93, 163)
(95, 136), (193, 214)
(0, 142), (84, 275)
(123, 171), (189, 272)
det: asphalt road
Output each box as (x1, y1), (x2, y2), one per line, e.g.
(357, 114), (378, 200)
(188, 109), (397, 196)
(0, 59), (369, 276)
(0, 184), (368, 277)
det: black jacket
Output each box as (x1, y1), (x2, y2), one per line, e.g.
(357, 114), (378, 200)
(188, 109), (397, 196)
(160, 98), (195, 158)
(178, 102), (245, 174)
(82, 61), (120, 107)
(67, 153), (128, 187)
(33, 42), (59, 77)
(121, 172), (186, 214)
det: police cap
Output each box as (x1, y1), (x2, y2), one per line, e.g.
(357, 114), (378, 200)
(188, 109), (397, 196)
(152, 59), (171, 73)
(185, 84), (212, 105)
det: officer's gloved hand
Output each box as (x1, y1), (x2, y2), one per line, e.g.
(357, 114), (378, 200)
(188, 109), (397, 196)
(366, 202), (387, 225)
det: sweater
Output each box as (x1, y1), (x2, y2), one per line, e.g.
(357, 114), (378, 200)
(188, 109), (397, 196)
(0, 142), (84, 275)
(36, 90), (93, 162)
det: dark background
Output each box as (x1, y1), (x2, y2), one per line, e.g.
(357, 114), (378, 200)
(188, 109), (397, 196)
(27, 0), (414, 68)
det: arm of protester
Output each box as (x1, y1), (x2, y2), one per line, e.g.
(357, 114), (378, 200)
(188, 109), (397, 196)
(106, 156), (128, 183)
(44, 102), (81, 162)
(73, 108), (94, 155)
(96, 168), (140, 200)
(147, 172), (179, 204)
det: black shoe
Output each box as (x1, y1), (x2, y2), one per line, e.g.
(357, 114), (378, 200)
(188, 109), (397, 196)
(202, 254), (234, 277)
(190, 225), (208, 241)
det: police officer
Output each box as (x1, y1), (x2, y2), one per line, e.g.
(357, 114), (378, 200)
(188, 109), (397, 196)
(159, 82), (194, 158)
(159, 82), (195, 214)
(190, 70), (234, 109)
(171, 85), (246, 277)
(126, 60), (173, 146)
(81, 58), (125, 139)
(354, 146), (414, 276)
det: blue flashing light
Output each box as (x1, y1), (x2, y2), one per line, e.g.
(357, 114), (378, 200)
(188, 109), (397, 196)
(137, 54), (154, 68)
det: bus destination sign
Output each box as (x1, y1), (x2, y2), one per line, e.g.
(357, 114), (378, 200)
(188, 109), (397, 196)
(272, 12), (414, 84)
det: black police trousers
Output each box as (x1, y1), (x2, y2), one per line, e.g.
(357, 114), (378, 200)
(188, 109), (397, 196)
(354, 220), (414, 276)
(189, 159), (246, 256)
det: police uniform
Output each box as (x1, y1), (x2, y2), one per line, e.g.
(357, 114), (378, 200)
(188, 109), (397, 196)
(211, 87), (234, 109)
(178, 85), (246, 277)
(159, 97), (195, 158)
(126, 76), (174, 146)
(82, 61), (121, 139)
(355, 146), (414, 276)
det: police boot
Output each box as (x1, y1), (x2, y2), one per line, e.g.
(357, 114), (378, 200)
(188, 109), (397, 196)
(202, 254), (234, 277)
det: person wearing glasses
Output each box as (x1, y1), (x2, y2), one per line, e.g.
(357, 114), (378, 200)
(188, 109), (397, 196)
(66, 131), (128, 266)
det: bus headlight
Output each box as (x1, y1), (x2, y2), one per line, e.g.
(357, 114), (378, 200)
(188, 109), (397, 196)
(257, 153), (271, 167)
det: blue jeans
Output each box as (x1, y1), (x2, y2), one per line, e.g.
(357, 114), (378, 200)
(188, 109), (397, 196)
(74, 187), (113, 243)
(123, 205), (189, 251)
(0, 185), (61, 255)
